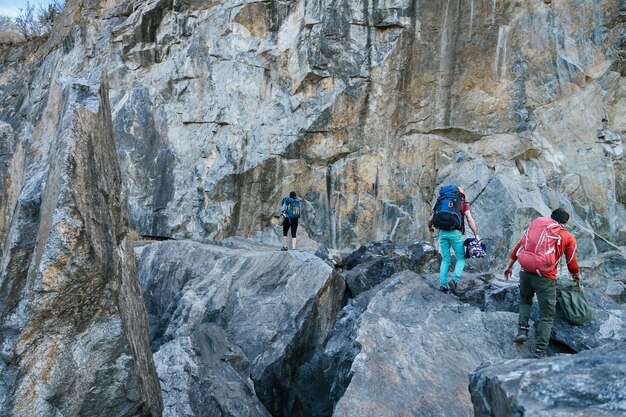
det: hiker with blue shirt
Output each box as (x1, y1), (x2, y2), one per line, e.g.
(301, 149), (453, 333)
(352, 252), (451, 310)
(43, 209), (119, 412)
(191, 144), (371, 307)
(281, 191), (301, 251)
(428, 186), (480, 293)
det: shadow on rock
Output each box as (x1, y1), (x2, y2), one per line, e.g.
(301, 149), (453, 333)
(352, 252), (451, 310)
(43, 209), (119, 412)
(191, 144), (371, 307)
(340, 240), (440, 296)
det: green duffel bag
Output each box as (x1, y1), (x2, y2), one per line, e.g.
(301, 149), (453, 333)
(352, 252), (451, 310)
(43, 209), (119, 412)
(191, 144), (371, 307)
(556, 280), (593, 325)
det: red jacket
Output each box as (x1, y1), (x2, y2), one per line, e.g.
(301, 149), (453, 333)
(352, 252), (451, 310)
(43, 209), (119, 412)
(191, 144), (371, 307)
(510, 228), (580, 279)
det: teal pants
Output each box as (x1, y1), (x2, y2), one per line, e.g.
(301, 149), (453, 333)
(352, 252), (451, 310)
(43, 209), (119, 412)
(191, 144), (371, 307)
(518, 270), (557, 351)
(439, 230), (465, 286)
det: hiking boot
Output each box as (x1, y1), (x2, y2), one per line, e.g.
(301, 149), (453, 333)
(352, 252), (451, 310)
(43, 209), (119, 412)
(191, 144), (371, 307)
(534, 348), (547, 359)
(280, 246), (288, 251)
(439, 285), (450, 294)
(448, 279), (458, 294)
(514, 326), (529, 344)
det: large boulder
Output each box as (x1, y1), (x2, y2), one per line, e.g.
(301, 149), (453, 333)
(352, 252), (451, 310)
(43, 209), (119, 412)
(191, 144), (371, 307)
(332, 271), (533, 417)
(469, 342), (626, 417)
(136, 240), (346, 417)
(482, 280), (522, 313)
(0, 76), (162, 416)
(342, 240), (439, 295)
(605, 279), (626, 303)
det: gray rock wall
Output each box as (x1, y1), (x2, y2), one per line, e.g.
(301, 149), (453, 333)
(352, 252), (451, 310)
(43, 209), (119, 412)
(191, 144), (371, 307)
(0, 0), (623, 284)
(0, 75), (162, 415)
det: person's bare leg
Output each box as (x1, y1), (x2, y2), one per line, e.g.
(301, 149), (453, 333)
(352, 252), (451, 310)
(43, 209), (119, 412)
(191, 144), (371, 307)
(292, 237), (297, 250)
(283, 236), (288, 249)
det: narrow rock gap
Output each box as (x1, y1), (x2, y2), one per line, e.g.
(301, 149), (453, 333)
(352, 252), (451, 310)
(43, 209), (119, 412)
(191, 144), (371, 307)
(254, 272), (349, 417)
(548, 338), (577, 355)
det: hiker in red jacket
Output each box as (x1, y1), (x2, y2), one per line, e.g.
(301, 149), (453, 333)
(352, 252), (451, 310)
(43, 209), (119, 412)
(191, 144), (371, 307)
(503, 208), (581, 358)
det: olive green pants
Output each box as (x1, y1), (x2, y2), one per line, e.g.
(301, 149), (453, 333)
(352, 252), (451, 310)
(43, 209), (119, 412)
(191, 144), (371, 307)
(518, 271), (557, 351)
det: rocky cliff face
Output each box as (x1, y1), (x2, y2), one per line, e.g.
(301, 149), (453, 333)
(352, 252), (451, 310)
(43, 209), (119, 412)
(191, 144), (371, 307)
(0, 0), (625, 416)
(1, 0), (624, 282)
(0, 75), (162, 415)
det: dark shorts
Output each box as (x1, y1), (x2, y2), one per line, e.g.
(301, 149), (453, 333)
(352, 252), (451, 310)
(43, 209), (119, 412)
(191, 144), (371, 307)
(283, 217), (298, 238)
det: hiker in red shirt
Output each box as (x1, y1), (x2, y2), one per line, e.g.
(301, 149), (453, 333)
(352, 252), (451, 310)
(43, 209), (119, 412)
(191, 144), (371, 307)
(503, 208), (580, 358)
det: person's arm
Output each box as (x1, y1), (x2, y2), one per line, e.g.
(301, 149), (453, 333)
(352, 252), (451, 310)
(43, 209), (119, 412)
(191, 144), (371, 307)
(563, 233), (581, 281)
(464, 211), (480, 241)
(428, 214), (435, 235)
(503, 258), (515, 281)
(503, 238), (523, 280)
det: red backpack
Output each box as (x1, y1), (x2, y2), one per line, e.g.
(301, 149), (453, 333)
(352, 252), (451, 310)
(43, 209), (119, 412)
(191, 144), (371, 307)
(516, 217), (563, 276)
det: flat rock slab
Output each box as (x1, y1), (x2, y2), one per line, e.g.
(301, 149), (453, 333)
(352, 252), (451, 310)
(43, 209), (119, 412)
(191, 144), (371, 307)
(332, 271), (532, 417)
(470, 342), (626, 417)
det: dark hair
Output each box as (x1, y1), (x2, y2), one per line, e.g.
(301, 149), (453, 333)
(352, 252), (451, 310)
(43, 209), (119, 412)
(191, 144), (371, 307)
(289, 191), (297, 199)
(550, 208), (570, 225)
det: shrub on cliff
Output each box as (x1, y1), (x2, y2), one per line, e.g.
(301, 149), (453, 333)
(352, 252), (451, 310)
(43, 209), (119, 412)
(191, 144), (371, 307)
(0, 16), (21, 45)
(14, 0), (65, 40)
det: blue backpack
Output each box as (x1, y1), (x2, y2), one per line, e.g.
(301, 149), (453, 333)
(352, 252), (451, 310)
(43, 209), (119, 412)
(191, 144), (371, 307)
(432, 185), (464, 231)
(282, 197), (301, 219)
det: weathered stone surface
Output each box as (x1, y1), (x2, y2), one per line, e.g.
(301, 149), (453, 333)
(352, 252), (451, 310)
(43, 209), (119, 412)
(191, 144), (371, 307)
(0, 76), (162, 416)
(0, 121), (11, 154)
(154, 324), (271, 417)
(315, 245), (352, 271)
(136, 240), (346, 417)
(332, 271), (533, 417)
(342, 240), (440, 295)
(285, 273), (389, 417)
(469, 342), (626, 417)
(482, 280), (523, 313)
(606, 279), (626, 303)
(1, 0), (624, 283)
(452, 273), (499, 305)
(226, 218), (324, 253)
(580, 249), (626, 288)
(0, 121), (20, 255)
